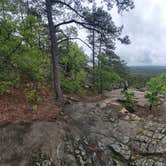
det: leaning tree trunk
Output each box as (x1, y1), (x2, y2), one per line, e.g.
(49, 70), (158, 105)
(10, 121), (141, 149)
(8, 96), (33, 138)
(45, 0), (64, 104)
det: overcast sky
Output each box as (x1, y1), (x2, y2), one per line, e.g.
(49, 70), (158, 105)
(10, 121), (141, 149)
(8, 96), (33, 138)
(112, 0), (166, 66)
(79, 0), (166, 66)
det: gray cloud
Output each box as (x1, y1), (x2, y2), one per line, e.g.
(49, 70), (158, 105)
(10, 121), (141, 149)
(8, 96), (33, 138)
(113, 0), (166, 66)
(77, 0), (166, 66)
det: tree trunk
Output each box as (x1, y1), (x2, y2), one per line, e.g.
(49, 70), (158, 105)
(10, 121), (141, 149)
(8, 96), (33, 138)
(92, 30), (96, 86)
(98, 37), (103, 94)
(92, 30), (95, 70)
(45, 0), (64, 104)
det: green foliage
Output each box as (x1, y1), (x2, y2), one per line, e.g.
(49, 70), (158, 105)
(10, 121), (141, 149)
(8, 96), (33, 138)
(146, 73), (166, 94)
(129, 66), (166, 75)
(0, 0), (133, 101)
(0, 74), (20, 94)
(129, 68), (166, 89)
(0, 0), (50, 90)
(145, 73), (166, 110)
(62, 70), (86, 93)
(123, 91), (135, 113)
(12, 48), (50, 81)
(129, 74), (152, 89)
(32, 105), (38, 112)
(24, 83), (46, 103)
(0, 19), (19, 69)
(145, 92), (160, 110)
(60, 43), (87, 93)
(0, 81), (13, 94)
(93, 53), (121, 93)
(106, 50), (129, 80)
(93, 69), (121, 91)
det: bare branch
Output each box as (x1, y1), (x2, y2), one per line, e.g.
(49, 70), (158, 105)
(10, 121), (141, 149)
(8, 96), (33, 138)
(55, 19), (101, 34)
(58, 37), (92, 49)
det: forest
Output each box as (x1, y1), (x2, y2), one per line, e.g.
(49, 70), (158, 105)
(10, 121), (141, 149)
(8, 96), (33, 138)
(0, 0), (133, 110)
(0, 0), (166, 165)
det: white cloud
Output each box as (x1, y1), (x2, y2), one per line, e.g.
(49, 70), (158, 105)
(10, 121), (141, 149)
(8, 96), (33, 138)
(77, 0), (166, 66)
(113, 0), (166, 66)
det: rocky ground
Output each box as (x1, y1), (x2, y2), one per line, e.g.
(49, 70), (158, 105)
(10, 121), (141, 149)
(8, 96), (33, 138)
(104, 89), (166, 123)
(0, 90), (166, 166)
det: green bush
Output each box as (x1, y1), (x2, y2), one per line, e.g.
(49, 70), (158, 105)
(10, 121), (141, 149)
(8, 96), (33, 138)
(93, 69), (121, 92)
(32, 105), (38, 112)
(0, 74), (20, 94)
(123, 91), (135, 113)
(145, 92), (160, 110)
(145, 73), (166, 110)
(0, 81), (13, 94)
(92, 53), (121, 93)
(62, 70), (86, 93)
(0, 12), (50, 88)
(60, 43), (87, 93)
(146, 73), (166, 94)
(24, 82), (46, 103)
(12, 48), (50, 81)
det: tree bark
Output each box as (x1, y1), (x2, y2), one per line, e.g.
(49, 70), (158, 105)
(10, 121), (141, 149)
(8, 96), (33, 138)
(92, 30), (96, 86)
(45, 0), (64, 104)
(92, 30), (95, 70)
(98, 36), (103, 94)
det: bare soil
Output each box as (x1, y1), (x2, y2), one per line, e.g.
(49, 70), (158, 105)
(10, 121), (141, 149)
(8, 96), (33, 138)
(0, 89), (106, 124)
(134, 105), (166, 123)
(0, 88), (165, 124)
(0, 89), (60, 124)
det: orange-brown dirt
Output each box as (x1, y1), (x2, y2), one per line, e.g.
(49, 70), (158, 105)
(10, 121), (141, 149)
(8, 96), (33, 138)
(0, 89), (106, 124)
(0, 89), (60, 124)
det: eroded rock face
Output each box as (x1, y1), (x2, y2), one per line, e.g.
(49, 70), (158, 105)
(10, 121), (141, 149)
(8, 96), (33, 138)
(0, 101), (166, 166)
(62, 103), (166, 166)
(0, 121), (66, 166)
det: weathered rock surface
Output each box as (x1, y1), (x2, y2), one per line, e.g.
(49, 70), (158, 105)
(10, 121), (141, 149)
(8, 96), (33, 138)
(103, 89), (150, 107)
(0, 100), (166, 166)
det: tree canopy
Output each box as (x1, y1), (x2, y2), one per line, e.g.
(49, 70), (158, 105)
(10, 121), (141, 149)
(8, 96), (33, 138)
(0, 0), (134, 104)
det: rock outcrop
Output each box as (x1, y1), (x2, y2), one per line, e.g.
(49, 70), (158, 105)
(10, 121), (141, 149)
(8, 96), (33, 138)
(0, 100), (166, 166)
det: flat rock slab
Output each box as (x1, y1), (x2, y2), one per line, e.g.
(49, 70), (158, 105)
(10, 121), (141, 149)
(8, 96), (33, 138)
(104, 89), (150, 107)
(0, 101), (166, 166)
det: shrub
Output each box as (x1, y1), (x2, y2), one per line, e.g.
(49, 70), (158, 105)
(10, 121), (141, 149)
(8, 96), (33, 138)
(93, 69), (121, 92)
(146, 73), (166, 94)
(91, 53), (122, 93)
(62, 70), (86, 93)
(24, 82), (47, 103)
(32, 105), (38, 112)
(0, 81), (13, 94)
(123, 91), (135, 113)
(145, 92), (160, 110)
(60, 43), (87, 93)
(12, 48), (50, 82)
(145, 73), (166, 110)
(0, 74), (20, 94)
